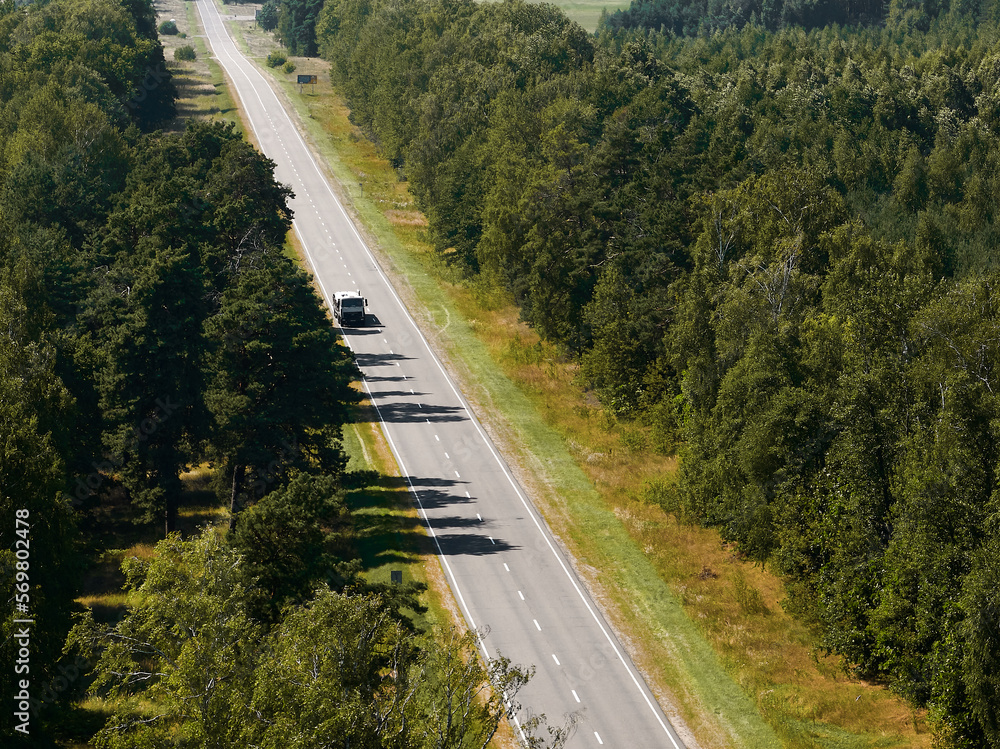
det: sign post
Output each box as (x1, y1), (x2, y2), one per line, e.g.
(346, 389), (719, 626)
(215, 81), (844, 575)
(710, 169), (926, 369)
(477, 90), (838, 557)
(296, 74), (318, 93)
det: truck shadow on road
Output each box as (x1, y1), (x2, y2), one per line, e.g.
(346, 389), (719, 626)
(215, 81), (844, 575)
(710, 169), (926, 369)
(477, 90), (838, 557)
(346, 473), (515, 565)
(371, 401), (465, 423)
(405, 485), (516, 556)
(355, 351), (414, 367)
(433, 532), (517, 556)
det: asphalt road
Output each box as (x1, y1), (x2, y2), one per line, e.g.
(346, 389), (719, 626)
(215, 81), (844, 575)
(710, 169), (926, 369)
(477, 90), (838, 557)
(195, 2), (688, 745)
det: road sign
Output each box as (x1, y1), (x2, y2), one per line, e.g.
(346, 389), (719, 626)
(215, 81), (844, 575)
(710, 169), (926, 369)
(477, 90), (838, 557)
(297, 74), (318, 85)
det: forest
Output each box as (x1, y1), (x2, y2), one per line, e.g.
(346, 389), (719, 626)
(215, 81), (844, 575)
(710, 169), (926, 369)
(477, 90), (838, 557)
(0, 0), (549, 746)
(292, 0), (1000, 744)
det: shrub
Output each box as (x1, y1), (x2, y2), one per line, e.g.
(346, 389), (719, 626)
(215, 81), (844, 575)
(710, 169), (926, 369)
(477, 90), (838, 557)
(283, 61), (296, 74)
(158, 20), (178, 35)
(266, 51), (287, 68)
(174, 45), (196, 61)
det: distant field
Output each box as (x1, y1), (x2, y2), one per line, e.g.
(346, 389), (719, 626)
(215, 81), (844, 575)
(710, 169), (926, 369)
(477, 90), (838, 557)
(525, 0), (631, 32)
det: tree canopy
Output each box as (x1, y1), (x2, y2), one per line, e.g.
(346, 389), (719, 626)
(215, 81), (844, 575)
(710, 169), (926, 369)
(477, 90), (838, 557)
(310, 0), (1000, 742)
(0, 0), (360, 741)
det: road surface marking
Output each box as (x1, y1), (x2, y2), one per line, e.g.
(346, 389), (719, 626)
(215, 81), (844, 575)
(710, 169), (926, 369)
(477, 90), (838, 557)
(533, 619), (541, 631)
(595, 732), (604, 745)
(572, 690), (580, 703)
(518, 590), (524, 600)
(552, 654), (560, 665)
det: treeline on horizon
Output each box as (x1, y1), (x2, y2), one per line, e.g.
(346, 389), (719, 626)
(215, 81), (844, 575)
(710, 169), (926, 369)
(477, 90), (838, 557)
(306, 0), (1000, 743)
(602, 0), (987, 35)
(0, 0), (545, 746)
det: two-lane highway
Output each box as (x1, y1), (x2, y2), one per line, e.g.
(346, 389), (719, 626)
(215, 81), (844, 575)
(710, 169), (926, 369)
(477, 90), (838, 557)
(195, 1), (687, 745)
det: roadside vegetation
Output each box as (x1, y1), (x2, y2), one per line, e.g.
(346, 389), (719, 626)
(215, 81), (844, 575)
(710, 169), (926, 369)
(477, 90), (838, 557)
(245, 0), (1000, 745)
(248, 43), (931, 749)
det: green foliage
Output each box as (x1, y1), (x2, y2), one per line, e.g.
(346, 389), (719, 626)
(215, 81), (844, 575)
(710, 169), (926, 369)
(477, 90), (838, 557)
(282, 59), (296, 73)
(246, 589), (415, 747)
(958, 537), (1000, 746)
(277, 0), (323, 55)
(600, 0), (976, 34)
(202, 250), (359, 526)
(0, 267), (80, 741)
(158, 18), (178, 34)
(0, 0), (189, 735)
(0, 4), (366, 737)
(258, 0), (279, 31)
(265, 49), (287, 67)
(229, 473), (353, 617)
(69, 531), (262, 748)
(71, 531), (559, 748)
(315, 0), (1000, 740)
(174, 43), (196, 60)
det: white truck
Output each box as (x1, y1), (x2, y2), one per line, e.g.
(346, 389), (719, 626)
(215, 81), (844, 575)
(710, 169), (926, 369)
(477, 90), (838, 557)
(333, 290), (368, 327)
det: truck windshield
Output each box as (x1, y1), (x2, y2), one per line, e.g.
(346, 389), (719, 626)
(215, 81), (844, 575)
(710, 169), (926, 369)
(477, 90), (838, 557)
(342, 299), (362, 308)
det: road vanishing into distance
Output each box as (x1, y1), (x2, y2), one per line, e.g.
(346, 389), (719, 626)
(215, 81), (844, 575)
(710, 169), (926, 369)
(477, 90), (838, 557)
(196, 1), (687, 745)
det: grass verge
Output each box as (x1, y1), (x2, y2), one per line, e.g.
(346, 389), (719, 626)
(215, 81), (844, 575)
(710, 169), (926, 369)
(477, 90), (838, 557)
(154, 0), (242, 131)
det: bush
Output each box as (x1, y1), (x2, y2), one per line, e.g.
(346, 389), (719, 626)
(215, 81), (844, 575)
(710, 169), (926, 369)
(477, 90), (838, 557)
(283, 61), (296, 74)
(174, 45), (196, 61)
(158, 20), (178, 35)
(266, 51), (287, 68)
